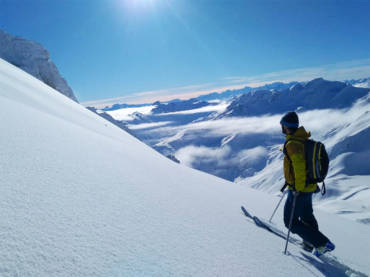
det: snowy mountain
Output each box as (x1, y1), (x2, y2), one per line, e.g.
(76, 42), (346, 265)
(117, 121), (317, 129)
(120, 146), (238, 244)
(195, 81), (299, 102)
(219, 78), (369, 117)
(4, 57), (370, 276)
(0, 29), (78, 102)
(102, 102), (151, 111)
(346, 77), (370, 88)
(151, 98), (211, 114)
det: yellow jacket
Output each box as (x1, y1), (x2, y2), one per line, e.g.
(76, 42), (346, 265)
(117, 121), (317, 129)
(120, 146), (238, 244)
(283, 127), (317, 193)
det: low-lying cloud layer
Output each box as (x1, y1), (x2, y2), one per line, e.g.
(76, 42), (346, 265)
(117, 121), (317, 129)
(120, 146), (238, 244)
(158, 93), (370, 181)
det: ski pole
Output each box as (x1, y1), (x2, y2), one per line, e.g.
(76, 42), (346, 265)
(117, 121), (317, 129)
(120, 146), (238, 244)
(284, 191), (298, 255)
(269, 190), (286, 223)
(269, 182), (288, 223)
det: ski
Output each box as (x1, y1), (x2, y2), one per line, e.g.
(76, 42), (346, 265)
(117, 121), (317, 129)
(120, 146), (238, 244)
(241, 206), (300, 245)
(240, 206), (367, 277)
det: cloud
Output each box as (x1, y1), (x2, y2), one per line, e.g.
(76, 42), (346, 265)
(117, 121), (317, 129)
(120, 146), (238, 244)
(175, 145), (268, 168)
(237, 147), (268, 164)
(128, 121), (173, 130)
(175, 145), (231, 167)
(164, 114), (283, 137)
(155, 93), (370, 154)
(175, 144), (269, 181)
(155, 102), (228, 115)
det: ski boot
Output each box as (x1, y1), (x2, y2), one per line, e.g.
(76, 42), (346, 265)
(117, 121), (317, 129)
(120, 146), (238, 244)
(313, 241), (335, 257)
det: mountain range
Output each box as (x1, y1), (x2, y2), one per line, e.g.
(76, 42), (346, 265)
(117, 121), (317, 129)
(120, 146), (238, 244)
(218, 78), (369, 117)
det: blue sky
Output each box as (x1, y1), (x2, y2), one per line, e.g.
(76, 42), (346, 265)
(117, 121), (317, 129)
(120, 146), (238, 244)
(1, 0), (370, 104)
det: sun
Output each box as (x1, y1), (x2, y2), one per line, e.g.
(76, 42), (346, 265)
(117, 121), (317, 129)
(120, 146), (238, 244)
(117, 0), (160, 13)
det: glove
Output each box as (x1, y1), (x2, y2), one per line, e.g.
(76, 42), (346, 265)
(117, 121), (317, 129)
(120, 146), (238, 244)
(290, 183), (300, 196)
(280, 182), (289, 193)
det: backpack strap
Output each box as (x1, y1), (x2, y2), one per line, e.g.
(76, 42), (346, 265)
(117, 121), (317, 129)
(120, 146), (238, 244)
(283, 137), (305, 162)
(283, 140), (291, 162)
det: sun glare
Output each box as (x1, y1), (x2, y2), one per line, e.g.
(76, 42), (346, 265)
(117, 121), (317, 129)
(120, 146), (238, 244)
(118, 0), (158, 10)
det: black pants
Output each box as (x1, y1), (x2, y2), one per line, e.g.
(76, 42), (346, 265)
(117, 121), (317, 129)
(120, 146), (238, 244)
(284, 190), (329, 248)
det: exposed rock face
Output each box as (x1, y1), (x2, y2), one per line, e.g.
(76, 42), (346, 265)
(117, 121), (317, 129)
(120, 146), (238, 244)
(0, 29), (78, 102)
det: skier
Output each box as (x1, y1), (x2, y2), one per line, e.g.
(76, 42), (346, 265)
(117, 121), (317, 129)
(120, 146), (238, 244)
(280, 112), (335, 257)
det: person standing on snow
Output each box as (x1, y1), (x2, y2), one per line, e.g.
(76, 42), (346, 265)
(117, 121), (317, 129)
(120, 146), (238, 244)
(280, 111), (335, 257)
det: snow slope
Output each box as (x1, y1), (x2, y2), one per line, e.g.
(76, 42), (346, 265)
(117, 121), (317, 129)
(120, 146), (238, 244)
(0, 58), (369, 276)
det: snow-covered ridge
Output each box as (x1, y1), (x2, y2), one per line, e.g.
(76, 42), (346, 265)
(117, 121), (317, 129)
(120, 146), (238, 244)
(0, 29), (77, 102)
(195, 81), (299, 102)
(151, 99), (210, 114)
(346, 77), (370, 88)
(219, 78), (369, 117)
